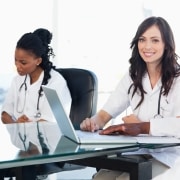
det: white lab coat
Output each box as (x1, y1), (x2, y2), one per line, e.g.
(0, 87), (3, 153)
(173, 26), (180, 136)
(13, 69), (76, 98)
(102, 71), (180, 168)
(1, 69), (72, 122)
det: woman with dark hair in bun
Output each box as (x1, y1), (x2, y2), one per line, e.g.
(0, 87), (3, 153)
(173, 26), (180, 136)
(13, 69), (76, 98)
(0, 28), (73, 180)
(1, 28), (71, 123)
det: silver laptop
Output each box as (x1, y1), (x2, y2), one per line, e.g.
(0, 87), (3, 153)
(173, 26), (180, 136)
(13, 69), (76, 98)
(42, 86), (137, 145)
(42, 86), (180, 147)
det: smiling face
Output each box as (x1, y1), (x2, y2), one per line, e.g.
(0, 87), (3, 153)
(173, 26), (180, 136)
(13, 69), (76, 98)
(138, 25), (165, 67)
(15, 48), (42, 76)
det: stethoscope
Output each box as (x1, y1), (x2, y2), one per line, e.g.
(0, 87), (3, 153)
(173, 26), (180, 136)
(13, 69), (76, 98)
(18, 123), (27, 151)
(17, 122), (49, 154)
(16, 75), (42, 118)
(154, 86), (164, 118)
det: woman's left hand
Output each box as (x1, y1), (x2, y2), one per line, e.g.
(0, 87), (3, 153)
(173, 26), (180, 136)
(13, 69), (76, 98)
(99, 122), (150, 136)
(37, 119), (47, 122)
(16, 115), (32, 123)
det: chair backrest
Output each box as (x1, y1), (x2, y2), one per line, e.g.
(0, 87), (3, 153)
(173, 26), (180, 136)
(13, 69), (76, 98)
(56, 68), (98, 130)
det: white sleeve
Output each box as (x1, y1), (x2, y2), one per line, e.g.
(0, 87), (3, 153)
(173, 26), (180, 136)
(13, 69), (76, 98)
(1, 77), (17, 117)
(150, 117), (180, 138)
(40, 70), (72, 122)
(102, 72), (131, 118)
(48, 71), (72, 115)
(149, 76), (180, 138)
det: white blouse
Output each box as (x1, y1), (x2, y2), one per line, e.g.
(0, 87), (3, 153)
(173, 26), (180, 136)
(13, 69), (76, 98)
(102, 71), (180, 167)
(103, 71), (180, 137)
(1, 69), (72, 122)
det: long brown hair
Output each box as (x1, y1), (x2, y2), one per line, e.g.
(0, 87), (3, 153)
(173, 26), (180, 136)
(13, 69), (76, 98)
(128, 16), (180, 109)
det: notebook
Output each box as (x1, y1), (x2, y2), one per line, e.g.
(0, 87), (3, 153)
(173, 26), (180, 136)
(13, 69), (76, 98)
(42, 86), (180, 147)
(42, 86), (137, 145)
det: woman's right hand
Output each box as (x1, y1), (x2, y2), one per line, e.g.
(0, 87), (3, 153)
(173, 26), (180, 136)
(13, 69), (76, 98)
(16, 115), (32, 123)
(80, 110), (112, 132)
(80, 117), (99, 132)
(99, 122), (150, 136)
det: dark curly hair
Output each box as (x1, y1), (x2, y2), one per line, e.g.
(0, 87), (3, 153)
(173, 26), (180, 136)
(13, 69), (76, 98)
(128, 16), (180, 109)
(16, 28), (56, 95)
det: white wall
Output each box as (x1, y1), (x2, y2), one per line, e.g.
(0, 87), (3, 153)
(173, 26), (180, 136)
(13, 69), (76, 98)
(0, 0), (53, 74)
(0, 0), (54, 93)
(54, 0), (180, 94)
(0, 0), (180, 109)
(55, 0), (144, 92)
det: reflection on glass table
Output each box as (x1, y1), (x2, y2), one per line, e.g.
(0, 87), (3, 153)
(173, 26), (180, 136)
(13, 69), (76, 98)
(1, 121), (139, 169)
(2, 121), (180, 171)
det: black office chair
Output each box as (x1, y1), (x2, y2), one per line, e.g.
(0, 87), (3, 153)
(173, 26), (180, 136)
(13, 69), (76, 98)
(36, 68), (98, 177)
(36, 68), (99, 177)
(56, 68), (98, 129)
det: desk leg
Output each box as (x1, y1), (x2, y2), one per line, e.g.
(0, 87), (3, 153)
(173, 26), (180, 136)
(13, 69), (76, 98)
(0, 168), (23, 180)
(13, 167), (23, 180)
(129, 159), (152, 180)
(70, 156), (152, 180)
(13, 166), (36, 180)
(0, 169), (8, 180)
(22, 166), (37, 180)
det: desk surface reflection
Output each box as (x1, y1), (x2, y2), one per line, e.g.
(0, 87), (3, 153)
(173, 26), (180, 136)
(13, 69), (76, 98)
(0, 121), (139, 169)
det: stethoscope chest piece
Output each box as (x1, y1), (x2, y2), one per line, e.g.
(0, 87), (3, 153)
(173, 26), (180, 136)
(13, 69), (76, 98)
(154, 114), (163, 119)
(34, 111), (41, 118)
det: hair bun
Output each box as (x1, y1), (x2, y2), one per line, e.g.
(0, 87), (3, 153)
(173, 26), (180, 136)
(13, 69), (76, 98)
(33, 28), (52, 44)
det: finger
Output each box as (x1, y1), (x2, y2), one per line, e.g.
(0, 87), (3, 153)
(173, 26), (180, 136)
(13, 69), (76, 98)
(101, 124), (129, 135)
(99, 126), (118, 135)
(89, 120), (99, 132)
(122, 126), (141, 136)
(23, 115), (28, 120)
(80, 120), (86, 130)
(80, 118), (92, 131)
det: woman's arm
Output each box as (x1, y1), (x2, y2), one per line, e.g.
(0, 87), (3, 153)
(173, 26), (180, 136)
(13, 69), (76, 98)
(122, 114), (142, 123)
(1, 111), (15, 124)
(1, 111), (32, 123)
(99, 122), (150, 136)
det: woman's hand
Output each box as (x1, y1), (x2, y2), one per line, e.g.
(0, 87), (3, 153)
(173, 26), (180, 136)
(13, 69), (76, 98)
(1, 111), (15, 124)
(122, 114), (141, 123)
(16, 115), (32, 123)
(80, 118), (99, 132)
(99, 122), (150, 136)
(37, 119), (47, 122)
(80, 110), (112, 132)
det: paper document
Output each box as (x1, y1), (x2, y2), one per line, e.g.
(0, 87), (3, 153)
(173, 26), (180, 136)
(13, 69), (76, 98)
(135, 134), (180, 144)
(77, 131), (180, 144)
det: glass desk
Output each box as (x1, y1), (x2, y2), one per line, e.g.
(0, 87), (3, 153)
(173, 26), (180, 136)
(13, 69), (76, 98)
(0, 122), (139, 179)
(1, 121), (180, 180)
